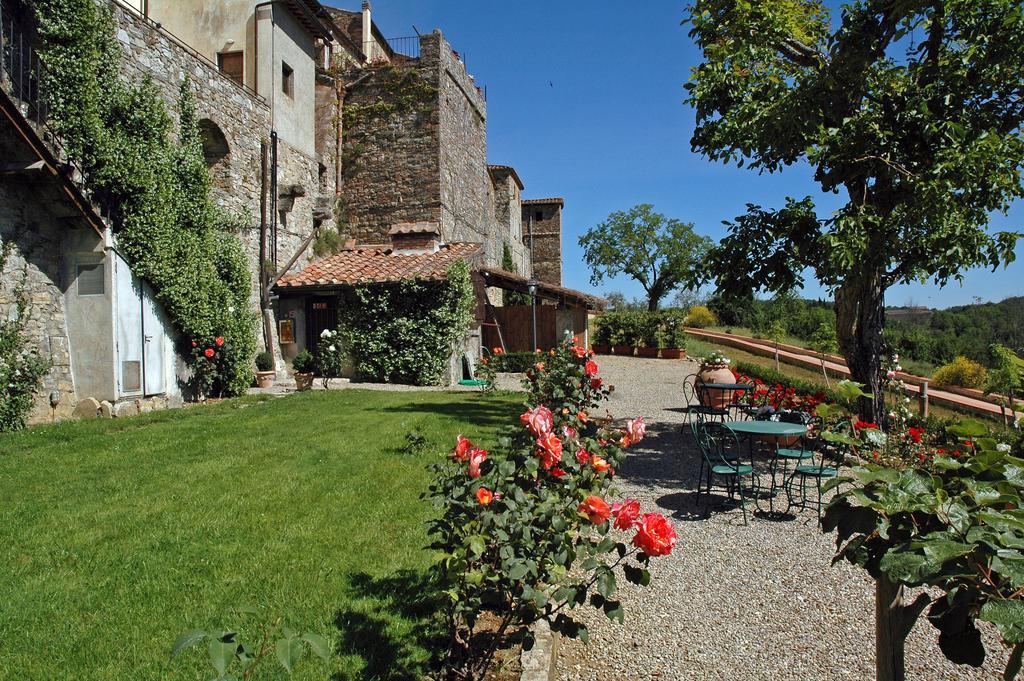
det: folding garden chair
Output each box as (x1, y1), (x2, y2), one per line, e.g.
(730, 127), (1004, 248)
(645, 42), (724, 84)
(691, 420), (754, 525)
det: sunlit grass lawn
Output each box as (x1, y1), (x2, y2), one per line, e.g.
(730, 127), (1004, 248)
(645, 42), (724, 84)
(0, 390), (521, 680)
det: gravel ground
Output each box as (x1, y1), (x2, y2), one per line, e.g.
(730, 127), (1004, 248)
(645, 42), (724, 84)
(555, 355), (1007, 681)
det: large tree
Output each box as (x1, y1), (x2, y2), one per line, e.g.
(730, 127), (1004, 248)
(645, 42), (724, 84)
(687, 0), (1023, 421)
(579, 204), (712, 310)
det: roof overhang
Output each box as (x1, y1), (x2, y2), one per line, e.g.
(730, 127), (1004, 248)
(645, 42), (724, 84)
(478, 267), (606, 310)
(284, 0), (336, 41)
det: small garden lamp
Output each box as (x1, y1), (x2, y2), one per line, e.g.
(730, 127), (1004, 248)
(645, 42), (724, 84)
(527, 279), (538, 351)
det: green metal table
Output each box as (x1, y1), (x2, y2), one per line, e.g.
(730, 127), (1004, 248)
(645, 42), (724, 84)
(724, 420), (807, 516)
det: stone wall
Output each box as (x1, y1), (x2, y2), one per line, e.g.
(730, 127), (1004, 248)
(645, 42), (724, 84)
(523, 201), (563, 286)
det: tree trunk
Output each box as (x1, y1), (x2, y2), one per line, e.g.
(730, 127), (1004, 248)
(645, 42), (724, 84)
(875, 576), (931, 681)
(835, 270), (887, 423)
(775, 343), (780, 371)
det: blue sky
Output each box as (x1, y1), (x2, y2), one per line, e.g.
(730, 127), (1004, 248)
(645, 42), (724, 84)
(329, 1), (1023, 309)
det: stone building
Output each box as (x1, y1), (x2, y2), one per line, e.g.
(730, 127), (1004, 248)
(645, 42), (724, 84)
(522, 198), (565, 286)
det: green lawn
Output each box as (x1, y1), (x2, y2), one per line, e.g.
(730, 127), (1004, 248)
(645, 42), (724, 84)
(0, 390), (521, 680)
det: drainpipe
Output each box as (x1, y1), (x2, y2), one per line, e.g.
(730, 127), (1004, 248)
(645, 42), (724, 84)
(362, 1), (372, 64)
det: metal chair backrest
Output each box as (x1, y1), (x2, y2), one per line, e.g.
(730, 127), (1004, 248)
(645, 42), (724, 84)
(692, 420), (741, 468)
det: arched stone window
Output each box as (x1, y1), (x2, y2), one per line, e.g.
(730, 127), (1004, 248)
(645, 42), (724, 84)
(198, 118), (231, 190)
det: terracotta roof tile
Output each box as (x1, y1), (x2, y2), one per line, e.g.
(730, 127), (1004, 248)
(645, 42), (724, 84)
(522, 197), (564, 206)
(276, 243), (482, 289)
(388, 221), (440, 235)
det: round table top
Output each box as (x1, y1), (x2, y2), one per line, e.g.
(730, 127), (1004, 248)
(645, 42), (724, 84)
(723, 420), (807, 436)
(702, 383), (754, 391)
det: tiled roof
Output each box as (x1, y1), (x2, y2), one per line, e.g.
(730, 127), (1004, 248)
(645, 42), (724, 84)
(478, 267), (607, 310)
(388, 221), (440, 235)
(276, 243), (482, 289)
(522, 197), (564, 206)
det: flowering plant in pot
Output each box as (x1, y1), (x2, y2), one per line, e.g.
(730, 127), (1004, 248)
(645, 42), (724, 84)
(291, 350), (315, 391)
(697, 350), (733, 407)
(635, 312), (660, 358)
(591, 315), (612, 354)
(427, 337), (677, 679)
(254, 351), (275, 388)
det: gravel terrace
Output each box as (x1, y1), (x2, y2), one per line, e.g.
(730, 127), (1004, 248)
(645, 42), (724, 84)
(554, 355), (1007, 681)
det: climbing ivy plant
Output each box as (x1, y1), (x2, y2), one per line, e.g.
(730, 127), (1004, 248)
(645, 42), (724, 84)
(338, 260), (475, 385)
(33, 0), (256, 396)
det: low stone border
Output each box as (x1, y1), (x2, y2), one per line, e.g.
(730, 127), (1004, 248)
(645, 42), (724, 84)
(520, 619), (557, 681)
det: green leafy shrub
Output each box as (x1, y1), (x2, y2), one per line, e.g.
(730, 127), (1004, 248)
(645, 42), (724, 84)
(315, 329), (345, 388)
(33, 0), (256, 399)
(292, 351), (315, 375)
(684, 305), (717, 328)
(933, 356), (989, 389)
(255, 351), (274, 373)
(659, 309), (687, 348)
(339, 261), (474, 385)
(428, 338), (676, 678)
(635, 311), (661, 348)
(486, 350), (538, 374)
(0, 246), (52, 431)
(592, 315), (613, 347)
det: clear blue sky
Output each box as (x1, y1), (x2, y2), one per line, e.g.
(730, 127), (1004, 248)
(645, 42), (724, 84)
(330, 1), (1023, 309)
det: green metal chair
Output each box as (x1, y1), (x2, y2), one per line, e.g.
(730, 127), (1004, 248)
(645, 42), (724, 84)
(786, 440), (840, 521)
(692, 420), (754, 524)
(770, 414), (820, 494)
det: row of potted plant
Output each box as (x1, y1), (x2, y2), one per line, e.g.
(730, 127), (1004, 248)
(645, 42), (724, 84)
(591, 310), (687, 358)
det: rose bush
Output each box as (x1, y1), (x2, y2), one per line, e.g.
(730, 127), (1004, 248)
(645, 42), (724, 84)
(427, 336), (676, 679)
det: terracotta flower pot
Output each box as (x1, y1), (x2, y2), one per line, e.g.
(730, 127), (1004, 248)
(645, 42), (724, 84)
(255, 371), (275, 389)
(660, 348), (685, 360)
(636, 347), (659, 358)
(294, 373), (314, 391)
(612, 345), (634, 356)
(591, 344), (611, 355)
(698, 363), (735, 409)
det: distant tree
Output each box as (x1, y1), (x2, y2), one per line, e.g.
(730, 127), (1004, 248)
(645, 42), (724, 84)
(767, 319), (787, 372)
(987, 344), (1023, 427)
(579, 204), (712, 311)
(603, 291), (644, 311)
(672, 287), (708, 311)
(687, 1), (1024, 425)
(809, 322), (838, 388)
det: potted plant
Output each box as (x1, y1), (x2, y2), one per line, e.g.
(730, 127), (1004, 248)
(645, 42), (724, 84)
(254, 351), (275, 389)
(698, 350), (734, 408)
(635, 312), (660, 358)
(591, 315), (612, 355)
(660, 313), (686, 360)
(292, 350), (315, 391)
(610, 315), (634, 356)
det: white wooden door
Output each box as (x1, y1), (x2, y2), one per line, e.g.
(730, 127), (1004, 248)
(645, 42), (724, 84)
(141, 281), (167, 396)
(114, 253), (144, 397)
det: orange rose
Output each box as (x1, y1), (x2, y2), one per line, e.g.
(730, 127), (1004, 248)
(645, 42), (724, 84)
(579, 495), (611, 524)
(453, 434), (473, 461)
(591, 456), (611, 473)
(578, 411), (588, 422)
(612, 499), (641, 530)
(214, 336), (225, 347)
(476, 486), (493, 506)
(632, 513), (677, 557)
(535, 433), (563, 470)
(585, 360), (598, 376)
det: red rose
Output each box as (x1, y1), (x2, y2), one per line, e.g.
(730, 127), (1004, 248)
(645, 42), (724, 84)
(453, 434), (473, 461)
(520, 405), (554, 436)
(908, 427), (925, 444)
(572, 345), (587, 358)
(535, 433), (563, 470)
(476, 486), (493, 506)
(575, 449), (591, 465)
(632, 513), (677, 557)
(468, 447), (488, 478)
(579, 495), (611, 524)
(550, 467), (568, 479)
(591, 455), (611, 473)
(590, 377), (603, 390)
(585, 360), (598, 376)
(612, 499), (641, 530)
(203, 348), (215, 358)
(191, 341), (197, 348)
(578, 411), (588, 422)
(214, 336), (224, 347)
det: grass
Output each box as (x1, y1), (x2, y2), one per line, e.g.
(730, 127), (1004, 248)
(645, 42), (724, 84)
(0, 390), (522, 681)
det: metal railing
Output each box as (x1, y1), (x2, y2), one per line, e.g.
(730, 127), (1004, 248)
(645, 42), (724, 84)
(385, 35), (420, 59)
(0, 0), (48, 124)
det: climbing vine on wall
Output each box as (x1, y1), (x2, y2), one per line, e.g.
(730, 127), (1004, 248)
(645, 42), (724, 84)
(340, 64), (437, 130)
(33, 0), (256, 396)
(338, 261), (475, 385)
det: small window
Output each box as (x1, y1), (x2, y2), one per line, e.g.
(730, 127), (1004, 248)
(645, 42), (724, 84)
(282, 62), (294, 97)
(217, 51), (244, 85)
(535, 210), (544, 222)
(77, 263), (105, 296)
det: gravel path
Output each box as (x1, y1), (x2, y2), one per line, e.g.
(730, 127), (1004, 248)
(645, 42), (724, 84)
(554, 355), (1007, 681)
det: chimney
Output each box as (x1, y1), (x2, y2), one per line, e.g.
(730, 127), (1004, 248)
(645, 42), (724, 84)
(388, 222), (441, 255)
(362, 2), (373, 63)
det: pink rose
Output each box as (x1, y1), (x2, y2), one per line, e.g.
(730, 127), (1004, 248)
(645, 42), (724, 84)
(627, 417), (646, 444)
(632, 513), (677, 557)
(575, 449), (591, 465)
(612, 499), (641, 530)
(579, 495), (612, 524)
(468, 447), (488, 478)
(535, 433), (563, 470)
(520, 405), (554, 437)
(453, 434), (473, 461)
(563, 425), (578, 440)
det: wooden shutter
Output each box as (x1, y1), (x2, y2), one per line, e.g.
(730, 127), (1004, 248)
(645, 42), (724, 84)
(217, 51), (244, 85)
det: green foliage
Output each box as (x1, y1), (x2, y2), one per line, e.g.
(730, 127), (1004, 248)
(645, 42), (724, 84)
(823, 448), (1024, 678)
(0, 245), (52, 431)
(688, 0), (1024, 420)
(341, 65), (437, 130)
(255, 351), (274, 373)
(660, 309), (687, 348)
(809, 321), (838, 356)
(33, 0), (257, 398)
(171, 614), (331, 680)
(579, 204), (712, 310)
(501, 243), (531, 306)
(685, 305), (717, 329)
(595, 310), (687, 349)
(428, 338), (672, 677)
(933, 357), (990, 389)
(291, 350), (315, 374)
(484, 350), (539, 374)
(315, 329), (345, 388)
(339, 261), (475, 385)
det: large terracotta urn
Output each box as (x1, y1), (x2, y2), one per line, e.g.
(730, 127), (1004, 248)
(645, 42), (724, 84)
(698, 362), (735, 409)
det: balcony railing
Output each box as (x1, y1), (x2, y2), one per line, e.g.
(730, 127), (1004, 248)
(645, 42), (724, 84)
(385, 35), (420, 59)
(0, 0), (48, 125)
